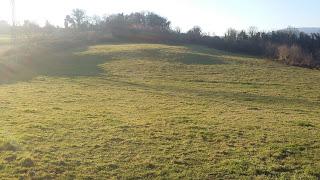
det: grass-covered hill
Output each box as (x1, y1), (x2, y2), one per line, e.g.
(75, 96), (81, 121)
(0, 42), (319, 179)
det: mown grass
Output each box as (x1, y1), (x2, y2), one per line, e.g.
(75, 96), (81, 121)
(0, 43), (319, 179)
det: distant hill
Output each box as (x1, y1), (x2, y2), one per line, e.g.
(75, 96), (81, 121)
(297, 27), (320, 34)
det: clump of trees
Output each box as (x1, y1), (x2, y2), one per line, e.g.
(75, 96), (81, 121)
(219, 27), (320, 68)
(1, 9), (319, 68)
(64, 9), (171, 31)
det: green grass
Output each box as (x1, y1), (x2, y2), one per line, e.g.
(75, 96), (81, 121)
(0, 43), (319, 179)
(0, 35), (11, 57)
(0, 35), (10, 45)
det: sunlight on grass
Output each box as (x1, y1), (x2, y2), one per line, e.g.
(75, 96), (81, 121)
(0, 44), (319, 179)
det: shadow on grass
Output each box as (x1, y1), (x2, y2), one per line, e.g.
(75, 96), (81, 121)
(106, 78), (320, 109)
(175, 53), (226, 65)
(0, 46), (110, 84)
(0, 43), (233, 84)
(139, 48), (227, 65)
(189, 79), (283, 87)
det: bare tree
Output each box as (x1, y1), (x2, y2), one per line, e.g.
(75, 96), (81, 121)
(64, 15), (75, 29)
(225, 28), (237, 41)
(71, 9), (87, 29)
(248, 26), (258, 38)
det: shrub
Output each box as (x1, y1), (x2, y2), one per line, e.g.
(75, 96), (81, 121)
(277, 45), (314, 67)
(277, 45), (290, 62)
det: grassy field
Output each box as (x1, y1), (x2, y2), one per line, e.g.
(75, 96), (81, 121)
(0, 43), (319, 179)
(0, 35), (10, 57)
(0, 35), (10, 45)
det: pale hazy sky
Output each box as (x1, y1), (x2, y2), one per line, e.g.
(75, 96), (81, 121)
(0, 0), (319, 35)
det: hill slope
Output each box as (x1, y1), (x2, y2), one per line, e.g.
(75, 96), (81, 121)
(298, 27), (320, 34)
(0, 44), (320, 179)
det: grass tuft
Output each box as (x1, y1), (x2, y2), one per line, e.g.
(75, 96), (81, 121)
(0, 141), (19, 152)
(295, 121), (315, 128)
(20, 158), (35, 167)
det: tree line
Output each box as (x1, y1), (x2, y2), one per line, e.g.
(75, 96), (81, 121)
(1, 9), (319, 68)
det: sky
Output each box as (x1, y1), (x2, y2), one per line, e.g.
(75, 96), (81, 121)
(0, 0), (319, 35)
